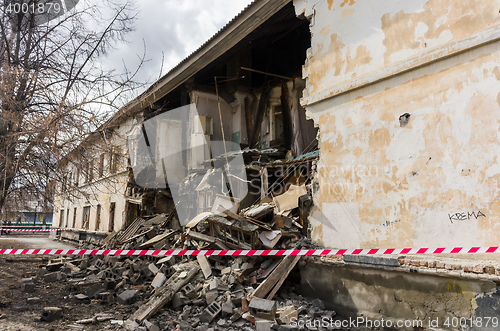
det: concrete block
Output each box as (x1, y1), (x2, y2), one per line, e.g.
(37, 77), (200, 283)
(249, 298), (276, 320)
(83, 283), (105, 298)
(205, 289), (218, 305)
(209, 278), (219, 290)
(41, 307), (63, 322)
(148, 263), (159, 274)
(151, 272), (166, 288)
(277, 306), (297, 324)
(256, 320), (271, 331)
(199, 302), (221, 323)
(93, 259), (106, 270)
(116, 289), (138, 305)
(181, 283), (197, 299)
(21, 278), (35, 292)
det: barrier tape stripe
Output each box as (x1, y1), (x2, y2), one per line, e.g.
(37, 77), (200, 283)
(0, 247), (499, 256)
(0, 228), (77, 232)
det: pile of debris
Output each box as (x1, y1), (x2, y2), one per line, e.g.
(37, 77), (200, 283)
(27, 247), (336, 330)
(33, 182), (336, 329)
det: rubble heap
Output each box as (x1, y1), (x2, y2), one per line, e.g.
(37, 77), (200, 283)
(31, 181), (337, 330)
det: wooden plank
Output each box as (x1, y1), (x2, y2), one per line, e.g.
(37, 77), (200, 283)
(131, 263), (200, 322)
(258, 259), (281, 279)
(251, 255), (295, 299)
(138, 230), (176, 249)
(186, 230), (216, 244)
(266, 255), (301, 300)
(217, 205), (271, 231)
(123, 227), (154, 243)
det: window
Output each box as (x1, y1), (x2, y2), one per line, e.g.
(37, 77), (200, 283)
(74, 168), (80, 186)
(109, 202), (116, 232)
(82, 206), (90, 230)
(66, 209), (70, 228)
(72, 207), (77, 228)
(95, 204), (101, 231)
(99, 154), (105, 177)
(110, 151), (119, 174)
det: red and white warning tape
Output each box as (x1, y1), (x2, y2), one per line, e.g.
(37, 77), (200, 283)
(0, 247), (499, 256)
(0, 228), (77, 232)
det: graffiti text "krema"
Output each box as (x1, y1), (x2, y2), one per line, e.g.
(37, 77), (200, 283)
(448, 211), (485, 224)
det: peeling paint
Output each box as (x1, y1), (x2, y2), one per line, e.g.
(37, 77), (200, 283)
(297, 2), (500, 248)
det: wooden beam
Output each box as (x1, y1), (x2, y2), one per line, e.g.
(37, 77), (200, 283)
(266, 254), (301, 300)
(249, 83), (270, 148)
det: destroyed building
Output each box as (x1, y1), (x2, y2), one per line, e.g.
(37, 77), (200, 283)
(53, 1), (316, 244)
(51, 0), (500, 326)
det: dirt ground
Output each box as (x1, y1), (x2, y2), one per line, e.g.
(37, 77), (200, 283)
(0, 236), (124, 331)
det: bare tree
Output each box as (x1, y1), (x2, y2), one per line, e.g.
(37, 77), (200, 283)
(0, 0), (146, 211)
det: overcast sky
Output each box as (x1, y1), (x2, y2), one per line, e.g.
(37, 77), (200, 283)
(103, 0), (254, 92)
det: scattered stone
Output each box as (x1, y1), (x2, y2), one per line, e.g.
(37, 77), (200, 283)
(249, 298), (276, 320)
(199, 302), (221, 323)
(116, 289), (138, 305)
(41, 307), (63, 322)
